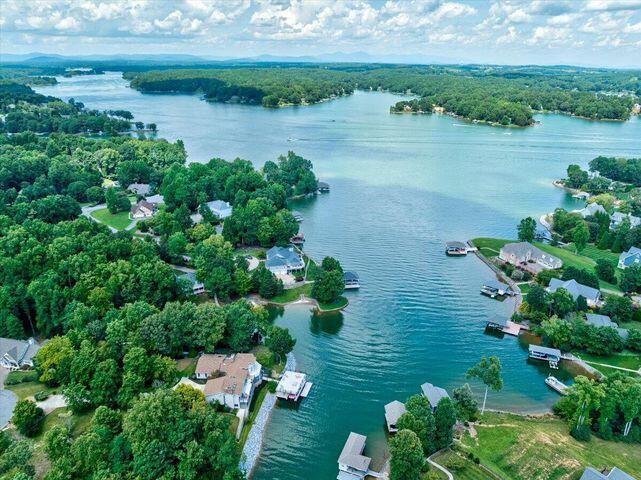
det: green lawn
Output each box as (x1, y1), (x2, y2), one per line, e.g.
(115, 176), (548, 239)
(7, 381), (57, 401)
(471, 238), (510, 258)
(175, 357), (197, 378)
(461, 412), (641, 479)
(576, 350), (641, 373)
(317, 296), (349, 311)
(34, 407), (95, 441)
(268, 283), (313, 304)
(432, 449), (499, 480)
(518, 282), (534, 295)
(91, 208), (132, 230)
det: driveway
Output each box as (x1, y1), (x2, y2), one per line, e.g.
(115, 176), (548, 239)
(0, 367), (18, 429)
(34, 394), (67, 414)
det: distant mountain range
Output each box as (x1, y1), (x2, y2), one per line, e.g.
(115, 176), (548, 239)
(0, 51), (469, 66)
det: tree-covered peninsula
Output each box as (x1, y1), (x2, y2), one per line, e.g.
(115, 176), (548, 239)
(125, 64), (640, 126)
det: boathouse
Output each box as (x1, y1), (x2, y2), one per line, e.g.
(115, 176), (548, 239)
(384, 400), (406, 433)
(486, 317), (508, 330)
(337, 432), (371, 480)
(421, 382), (450, 411)
(276, 371), (312, 401)
(529, 345), (562, 368)
(343, 271), (360, 289)
(445, 241), (468, 256)
(481, 279), (512, 297)
(318, 181), (330, 193)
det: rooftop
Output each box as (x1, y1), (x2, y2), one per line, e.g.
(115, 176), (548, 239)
(338, 432), (371, 473)
(0, 337), (40, 365)
(529, 344), (562, 357)
(199, 353), (258, 397)
(277, 370), (307, 394)
(421, 382), (450, 408)
(384, 400), (406, 425)
(548, 278), (600, 302)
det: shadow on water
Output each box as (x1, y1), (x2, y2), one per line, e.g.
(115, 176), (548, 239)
(310, 311), (344, 336)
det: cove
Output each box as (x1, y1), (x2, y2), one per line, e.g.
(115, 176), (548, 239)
(36, 73), (641, 480)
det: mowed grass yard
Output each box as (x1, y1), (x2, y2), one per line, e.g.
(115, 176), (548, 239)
(91, 208), (132, 231)
(461, 412), (641, 480)
(471, 238), (621, 292)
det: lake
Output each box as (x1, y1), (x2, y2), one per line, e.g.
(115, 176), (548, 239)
(37, 73), (641, 480)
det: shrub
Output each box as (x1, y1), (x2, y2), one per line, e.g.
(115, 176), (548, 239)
(571, 425), (591, 442)
(34, 391), (50, 401)
(5, 371), (37, 385)
(266, 381), (277, 394)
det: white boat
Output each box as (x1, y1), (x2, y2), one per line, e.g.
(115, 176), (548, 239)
(545, 376), (568, 395)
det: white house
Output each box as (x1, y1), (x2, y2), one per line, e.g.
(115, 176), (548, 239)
(129, 200), (157, 219)
(197, 353), (262, 409)
(618, 246), (641, 269)
(0, 337), (40, 370)
(265, 245), (305, 275)
(547, 278), (601, 307)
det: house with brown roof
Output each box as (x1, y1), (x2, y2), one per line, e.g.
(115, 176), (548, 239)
(129, 200), (157, 219)
(196, 353), (262, 409)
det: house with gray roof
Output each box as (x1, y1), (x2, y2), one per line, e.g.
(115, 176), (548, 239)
(421, 382), (450, 412)
(574, 203), (607, 219)
(1, 337), (40, 370)
(384, 400), (406, 433)
(177, 272), (206, 296)
(337, 432), (371, 480)
(265, 246), (305, 275)
(585, 314), (629, 341)
(580, 466), (636, 480)
(618, 246), (641, 269)
(204, 200), (233, 219)
(499, 242), (562, 274)
(610, 212), (641, 230)
(547, 278), (601, 307)
(127, 183), (151, 197)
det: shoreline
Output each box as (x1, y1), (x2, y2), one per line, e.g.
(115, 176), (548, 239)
(261, 294), (349, 313)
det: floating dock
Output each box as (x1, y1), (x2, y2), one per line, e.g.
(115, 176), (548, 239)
(446, 241), (476, 256)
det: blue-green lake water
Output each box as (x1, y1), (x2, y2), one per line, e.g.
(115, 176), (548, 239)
(37, 73), (641, 480)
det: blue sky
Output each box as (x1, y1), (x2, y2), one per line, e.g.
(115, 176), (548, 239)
(1, 0), (641, 67)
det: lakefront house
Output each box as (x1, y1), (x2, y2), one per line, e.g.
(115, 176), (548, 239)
(195, 353), (262, 409)
(498, 242), (563, 274)
(265, 245), (305, 275)
(547, 278), (601, 307)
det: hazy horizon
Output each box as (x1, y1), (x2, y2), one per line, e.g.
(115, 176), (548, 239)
(1, 0), (641, 69)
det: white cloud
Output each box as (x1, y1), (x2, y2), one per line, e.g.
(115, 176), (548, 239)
(585, 0), (641, 11)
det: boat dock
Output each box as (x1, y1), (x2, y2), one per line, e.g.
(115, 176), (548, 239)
(529, 344), (562, 369)
(545, 376), (569, 395)
(343, 271), (360, 289)
(276, 371), (313, 402)
(446, 241), (477, 256)
(486, 318), (523, 336)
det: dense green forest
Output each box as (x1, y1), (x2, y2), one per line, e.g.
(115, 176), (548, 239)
(125, 64), (639, 126)
(0, 83), (132, 134)
(0, 83), (319, 479)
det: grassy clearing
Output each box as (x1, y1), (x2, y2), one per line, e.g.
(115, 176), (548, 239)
(175, 357), (197, 378)
(91, 208), (132, 230)
(432, 449), (499, 480)
(7, 381), (58, 401)
(461, 412), (641, 479)
(576, 350), (641, 373)
(268, 283), (312, 304)
(471, 238), (510, 258)
(34, 407), (94, 441)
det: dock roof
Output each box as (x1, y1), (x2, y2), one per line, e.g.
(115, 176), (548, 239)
(384, 400), (406, 425)
(446, 241), (467, 249)
(421, 382), (450, 409)
(338, 432), (371, 472)
(529, 344), (561, 357)
(343, 271), (359, 282)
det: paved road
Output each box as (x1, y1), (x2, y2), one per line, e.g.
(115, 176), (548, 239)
(0, 367), (18, 429)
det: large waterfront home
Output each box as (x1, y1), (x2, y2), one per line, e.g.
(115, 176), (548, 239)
(129, 200), (157, 219)
(618, 246), (641, 269)
(585, 314), (629, 340)
(421, 382), (450, 412)
(265, 245), (305, 275)
(337, 432), (371, 480)
(547, 278), (601, 307)
(610, 212), (641, 230)
(574, 203), (607, 218)
(499, 242), (562, 274)
(196, 353), (262, 409)
(204, 200), (233, 219)
(0, 337), (40, 370)
(580, 466), (636, 480)
(384, 400), (406, 433)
